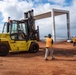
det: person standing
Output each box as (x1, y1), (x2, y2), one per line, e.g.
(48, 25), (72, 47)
(44, 34), (55, 60)
(72, 35), (76, 46)
(7, 17), (11, 32)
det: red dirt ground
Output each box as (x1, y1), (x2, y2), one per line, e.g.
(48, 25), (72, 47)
(0, 42), (76, 75)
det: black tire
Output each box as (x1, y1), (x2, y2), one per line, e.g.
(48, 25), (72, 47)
(29, 42), (39, 53)
(0, 44), (9, 56)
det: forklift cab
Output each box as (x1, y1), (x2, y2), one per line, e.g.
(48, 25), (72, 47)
(10, 20), (28, 40)
(2, 20), (28, 41)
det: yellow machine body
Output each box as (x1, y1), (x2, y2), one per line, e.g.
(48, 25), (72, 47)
(0, 33), (35, 52)
(72, 37), (76, 43)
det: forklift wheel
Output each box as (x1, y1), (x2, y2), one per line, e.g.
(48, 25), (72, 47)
(29, 42), (39, 53)
(0, 44), (9, 56)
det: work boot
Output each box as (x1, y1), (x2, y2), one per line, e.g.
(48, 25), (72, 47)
(45, 58), (48, 61)
(51, 57), (55, 60)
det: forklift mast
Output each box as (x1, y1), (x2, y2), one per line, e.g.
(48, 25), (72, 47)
(24, 10), (39, 40)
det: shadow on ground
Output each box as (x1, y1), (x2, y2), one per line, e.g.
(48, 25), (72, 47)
(53, 48), (76, 57)
(4, 47), (76, 60)
(6, 50), (44, 58)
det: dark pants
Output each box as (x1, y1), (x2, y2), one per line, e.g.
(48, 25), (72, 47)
(73, 42), (76, 46)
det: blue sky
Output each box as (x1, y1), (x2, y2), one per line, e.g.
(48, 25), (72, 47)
(32, 0), (72, 6)
(0, 0), (76, 39)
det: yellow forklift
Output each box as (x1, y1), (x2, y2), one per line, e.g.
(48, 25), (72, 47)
(0, 10), (39, 56)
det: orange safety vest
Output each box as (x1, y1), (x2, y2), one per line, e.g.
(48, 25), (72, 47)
(46, 37), (53, 48)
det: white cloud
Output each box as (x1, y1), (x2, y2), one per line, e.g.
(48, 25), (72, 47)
(0, 0), (33, 21)
(0, 0), (76, 38)
(3, 0), (18, 2)
(48, 0), (65, 5)
(34, 3), (51, 15)
(34, 2), (76, 38)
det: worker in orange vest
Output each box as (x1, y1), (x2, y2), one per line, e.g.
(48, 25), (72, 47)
(72, 35), (76, 46)
(44, 34), (55, 60)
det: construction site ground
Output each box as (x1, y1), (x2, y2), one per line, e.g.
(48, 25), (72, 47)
(0, 42), (76, 75)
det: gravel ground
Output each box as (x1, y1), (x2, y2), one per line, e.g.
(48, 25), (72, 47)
(0, 42), (76, 75)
